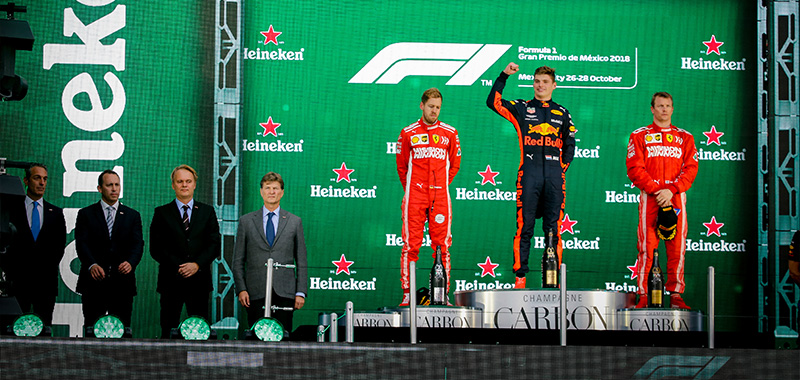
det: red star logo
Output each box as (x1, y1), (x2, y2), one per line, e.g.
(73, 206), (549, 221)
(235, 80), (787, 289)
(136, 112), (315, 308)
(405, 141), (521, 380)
(703, 125), (724, 146)
(703, 35), (724, 55)
(332, 254), (354, 275)
(703, 216), (725, 237)
(477, 165), (500, 185)
(627, 259), (639, 280)
(261, 25), (282, 45)
(259, 117), (281, 137)
(560, 213), (578, 235)
(332, 162), (355, 183)
(477, 256), (500, 278)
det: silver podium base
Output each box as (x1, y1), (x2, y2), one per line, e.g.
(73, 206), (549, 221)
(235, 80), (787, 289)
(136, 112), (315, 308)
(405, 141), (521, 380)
(381, 306), (483, 328)
(617, 309), (704, 331)
(455, 289), (636, 330)
(318, 290), (705, 332)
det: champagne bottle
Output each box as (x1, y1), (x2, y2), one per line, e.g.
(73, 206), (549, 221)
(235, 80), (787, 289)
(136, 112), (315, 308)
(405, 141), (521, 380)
(429, 246), (447, 305)
(542, 229), (558, 288)
(647, 249), (664, 308)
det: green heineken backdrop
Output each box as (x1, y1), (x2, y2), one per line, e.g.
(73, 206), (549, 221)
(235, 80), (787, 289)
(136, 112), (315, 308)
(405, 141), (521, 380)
(1, 0), (756, 337)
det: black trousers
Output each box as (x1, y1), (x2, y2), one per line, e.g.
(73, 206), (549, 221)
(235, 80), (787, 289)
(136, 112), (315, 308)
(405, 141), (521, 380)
(82, 292), (134, 327)
(16, 291), (56, 326)
(159, 288), (210, 339)
(246, 291), (295, 336)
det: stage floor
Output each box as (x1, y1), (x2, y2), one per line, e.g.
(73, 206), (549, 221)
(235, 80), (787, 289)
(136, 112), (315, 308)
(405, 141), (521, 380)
(1, 333), (798, 379)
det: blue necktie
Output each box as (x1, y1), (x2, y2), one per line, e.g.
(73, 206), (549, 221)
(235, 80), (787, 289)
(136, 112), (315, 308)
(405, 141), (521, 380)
(31, 201), (40, 241)
(266, 212), (275, 246)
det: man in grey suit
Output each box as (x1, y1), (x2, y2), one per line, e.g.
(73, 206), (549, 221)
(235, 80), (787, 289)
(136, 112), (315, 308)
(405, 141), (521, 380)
(232, 172), (308, 335)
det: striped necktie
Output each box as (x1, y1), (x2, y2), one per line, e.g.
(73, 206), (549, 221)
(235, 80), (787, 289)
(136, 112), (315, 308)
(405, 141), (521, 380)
(106, 206), (114, 237)
(182, 205), (190, 231)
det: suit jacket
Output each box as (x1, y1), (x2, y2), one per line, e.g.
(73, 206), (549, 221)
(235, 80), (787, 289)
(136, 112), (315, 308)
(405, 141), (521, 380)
(75, 202), (143, 296)
(232, 207), (308, 300)
(2, 199), (66, 298)
(149, 200), (220, 293)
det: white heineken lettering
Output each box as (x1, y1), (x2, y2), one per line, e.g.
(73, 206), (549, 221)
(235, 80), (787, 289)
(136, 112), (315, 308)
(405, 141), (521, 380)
(310, 277), (377, 291)
(697, 148), (745, 161)
(454, 279), (514, 292)
(455, 188), (516, 201)
(63, 133), (125, 197)
(685, 239), (746, 252)
(242, 139), (304, 152)
(243, 47), (305, 61)
(534, 236), (600, 250)
(413, 146), (446, 159)
(574, 146), (600, 159)
(646, 145), (682, 158)
(605, 282), (639, 292)
(349, 42), (511, 86)
(60, 72), (126, 132)
(680, 57), (746, 71)
(385, 234), (431, 247)
(47, 1), (128, 200)
(43, 5), (126, 70)
(386, 142), (398, 154)
(605, 190), (640, 203)
(47, 0), (127, 324)
(310, 185), (377, 198)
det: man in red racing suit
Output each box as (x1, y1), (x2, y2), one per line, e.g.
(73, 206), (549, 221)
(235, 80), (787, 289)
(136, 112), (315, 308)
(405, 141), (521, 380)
(626, 92), (698, 309)
(396, 88), (461, 306)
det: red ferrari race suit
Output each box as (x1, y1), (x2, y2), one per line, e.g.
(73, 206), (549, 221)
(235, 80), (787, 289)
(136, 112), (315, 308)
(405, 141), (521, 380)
(486, 72), (576, 277)
(626, 123), (698, 295)
(396, 118), (461, 294)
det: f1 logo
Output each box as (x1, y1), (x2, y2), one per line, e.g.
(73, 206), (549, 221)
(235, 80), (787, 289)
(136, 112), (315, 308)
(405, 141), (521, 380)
(349, 42), (511, 86)
(633, 355), (729, 379)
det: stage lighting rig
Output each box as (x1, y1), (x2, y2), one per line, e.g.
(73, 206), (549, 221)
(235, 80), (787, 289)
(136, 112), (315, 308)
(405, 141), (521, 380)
(0, 2), (34, 101)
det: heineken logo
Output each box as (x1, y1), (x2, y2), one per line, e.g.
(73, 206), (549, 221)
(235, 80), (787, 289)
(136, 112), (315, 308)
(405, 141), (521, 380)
(680, 35), (745, 71)
(310, 277), (377, 291)
(245, 24), (305, 61)
(455, 187), (516, 201)
(574, 145), (600, 159)
(331, 254), (355, 275)
(244, 117), (305, 153)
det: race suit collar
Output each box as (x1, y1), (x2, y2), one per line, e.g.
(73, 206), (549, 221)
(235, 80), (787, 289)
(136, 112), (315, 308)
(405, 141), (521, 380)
(650, 122), (675, 132)
(528, 98), (553, 108)
(419, 118), (441, 129)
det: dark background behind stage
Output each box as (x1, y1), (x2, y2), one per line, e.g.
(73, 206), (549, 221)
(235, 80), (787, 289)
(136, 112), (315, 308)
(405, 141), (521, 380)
(0, 0), (761, 338)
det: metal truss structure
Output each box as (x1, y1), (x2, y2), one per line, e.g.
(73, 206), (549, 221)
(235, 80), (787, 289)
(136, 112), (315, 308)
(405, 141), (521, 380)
(212, 0), (242, 326)
(757, 0), (799, 339)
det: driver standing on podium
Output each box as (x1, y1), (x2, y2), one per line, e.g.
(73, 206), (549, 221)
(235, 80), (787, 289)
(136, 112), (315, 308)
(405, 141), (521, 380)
(396, 88), (461, 306)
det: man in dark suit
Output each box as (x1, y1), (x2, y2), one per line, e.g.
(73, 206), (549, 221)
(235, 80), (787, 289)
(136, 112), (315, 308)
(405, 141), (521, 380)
(75, 170), (143, 328)
(2, 163), (66, 326)
(232, 172), (307, 335)
(150, 164), (220, 338)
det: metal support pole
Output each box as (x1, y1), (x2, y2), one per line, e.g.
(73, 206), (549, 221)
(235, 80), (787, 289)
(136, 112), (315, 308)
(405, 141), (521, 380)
(560, 263), (567, 347)
(329, 312), (338, 342)
(264, 259), (297, 319)
(345, 301), (354, 343)
(708, 266), (715, 349)
(317, 325), (325, 342)
(264, 258), (274, 318)
(409, 260), (417, 344)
